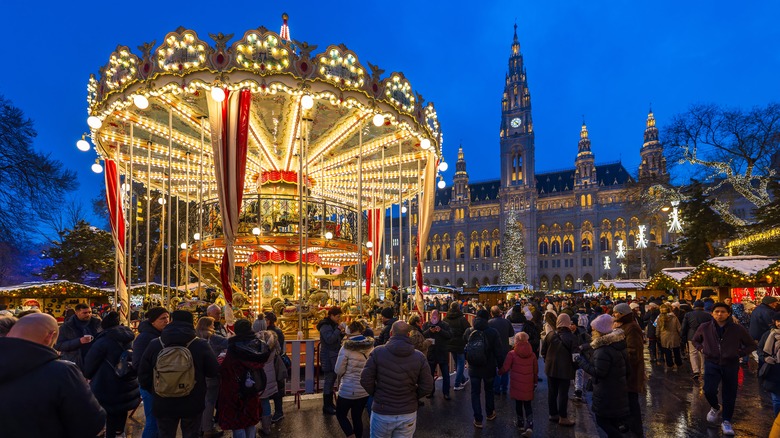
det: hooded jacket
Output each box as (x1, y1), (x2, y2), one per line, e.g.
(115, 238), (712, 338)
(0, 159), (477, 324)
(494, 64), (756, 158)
(217, 334), (271, 430)
(541, 326), (579, 380)
(616, 313), (646, 393)
(576, 329), (630, 419)
(498, 340), (538, 401)
(692, 319), (757, 366)
(750, 303), (778, 340)
(444, 309), (471, 354)
(422, 314), (452, 362)
(132, 319), (162, 367)
(54, 315), (102, 370)
(335, 335), (375, 399)
(681, 308), (713, 343)
(317, 317), (344, 372)
(360, 334), (433, 415)
(462, 317), (503, 378)
(137, 320), (220, 418)
(658, 312), (682, 349)
(82, 325), (141, 414)
(0, 337), (106, 437)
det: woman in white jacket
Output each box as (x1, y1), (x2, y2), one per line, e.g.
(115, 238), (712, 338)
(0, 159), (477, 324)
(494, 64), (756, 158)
(335, 320), (375, 438)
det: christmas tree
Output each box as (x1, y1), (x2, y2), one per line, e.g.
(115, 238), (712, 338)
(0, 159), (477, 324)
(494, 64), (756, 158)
(500, 210), (527, 284)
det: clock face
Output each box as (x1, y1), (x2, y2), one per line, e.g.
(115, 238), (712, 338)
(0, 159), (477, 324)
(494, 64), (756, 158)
(510, 117), (522, 128)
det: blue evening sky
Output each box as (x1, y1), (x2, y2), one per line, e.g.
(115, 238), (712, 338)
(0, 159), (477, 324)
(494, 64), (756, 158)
(2, 1), (779, 227)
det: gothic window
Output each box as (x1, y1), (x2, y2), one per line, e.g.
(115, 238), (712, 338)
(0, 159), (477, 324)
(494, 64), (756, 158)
(599, 235), (611, 252)
(435, 247), (442, 260)
(552, 275), (562, 290)
(473, 245), (480, 259)
(426, 247), (431, 261)
(563, 238), (573, 254)
(516, 155), (523, 182)
(540, 276), (549, 290)
(539, 240), (549, 255)
(445, 246), (451, 260)
(565, 275), (574, 289)
(495, 244), (501, 257)
(551, 240), (561, 255)
(581, 237), (592, 252)
(484, 246), (491, 258)
(627, 234), (635, 250)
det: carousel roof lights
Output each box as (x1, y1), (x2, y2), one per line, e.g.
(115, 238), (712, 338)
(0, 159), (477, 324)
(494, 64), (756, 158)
(372, 114), (385, 127)
(438, 161), (448, 172)
(210, 87), (226, 102)
(87, 115), (102, 129)
(279, 13), (291, 42)
(133, 94), (149, 110)
(300, 94), (314, 110)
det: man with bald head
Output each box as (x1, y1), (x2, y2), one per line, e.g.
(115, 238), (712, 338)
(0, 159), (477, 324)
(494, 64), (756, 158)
(360, 319), (433, 437)
(207, 304), (228, 337)
(0, 313), (106, 437)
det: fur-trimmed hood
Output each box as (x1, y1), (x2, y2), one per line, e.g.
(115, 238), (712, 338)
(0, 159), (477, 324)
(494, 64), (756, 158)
(590, 328), (626, 350)
(342, 335), (375, 351)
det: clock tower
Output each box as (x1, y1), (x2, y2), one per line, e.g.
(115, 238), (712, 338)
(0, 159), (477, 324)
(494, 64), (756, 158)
(500, 24), (535, 190)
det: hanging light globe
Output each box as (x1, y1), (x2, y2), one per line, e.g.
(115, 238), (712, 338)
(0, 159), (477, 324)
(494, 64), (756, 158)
(252, 227), (261, 236)
(438, 161), (448, 172)
(133, 95), (149, 109)
(87, 116), (102, 129)
(193, 233), (201, 241)
(301, 94), (314, 109)
(180, 242), (187, 250)
(437, 179), (446, 189)
(420, 138), (431, 150)
(76, 138), (90, 152)
(372, 114), (385, 127)
(91, 162), (103, 173)
(210, 87), (226, 102)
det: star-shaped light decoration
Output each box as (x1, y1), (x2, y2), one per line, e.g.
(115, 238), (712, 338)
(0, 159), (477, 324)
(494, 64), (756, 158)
(636, 225), (648, 249)
(616, 239), (626, 259)
(667, 200), (683, 233)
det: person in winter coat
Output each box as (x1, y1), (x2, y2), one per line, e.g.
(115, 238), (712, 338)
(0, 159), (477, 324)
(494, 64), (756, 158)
(681, 300), (714, 383)
(463, 309), (504, 428)
(508, 307), (540, 358)
(445, 302), (472, 390)
(83, 312), (141, 438)
(489, 305), (514, 394)
(335, 320), (375, 438)
(643, 302), (661, 364)
(569, 314), (592, 402)
(374, 307), (397, 346)
(318, 306), (345, 415)
(196, 316), (228, 438)
(759, 314), (780, 416)
(0, 313), (106, 438)
(265, 311), (287, 423)
(137, 310), (220, 438)
(577, 314), (630, 438)
(751, 296), (779, 341)
(54, 302), (102, 371)
(658, 304), (683, 368)
(541, 313), (580, 427)
(257, 329), (286, 436)
(692, 302), (757, 436)
(360, 320), (433, 438)
(408, 314), (432, 357)
(422, 309), (453, 399)
(131, 306), (169, 438)
(613, 303), (647, 438)
(499, 332), (538, 437)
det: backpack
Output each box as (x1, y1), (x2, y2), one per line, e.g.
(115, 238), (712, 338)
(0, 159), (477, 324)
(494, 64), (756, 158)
(107, 348), (135, 378)
(237, 365), (268, 399)
(465, 330), (489, 366)
(154, 338), (196, 398)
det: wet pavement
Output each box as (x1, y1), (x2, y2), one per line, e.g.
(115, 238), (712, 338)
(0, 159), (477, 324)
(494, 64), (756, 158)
(127, 351), (774, 437)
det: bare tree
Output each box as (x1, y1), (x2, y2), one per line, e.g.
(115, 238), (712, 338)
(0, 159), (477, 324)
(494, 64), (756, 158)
(662, 103), (780, 226)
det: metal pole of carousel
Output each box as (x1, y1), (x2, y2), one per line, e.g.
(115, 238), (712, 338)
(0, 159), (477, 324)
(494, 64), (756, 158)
(127, 124), (134, 307)
(166, 108), (173, 306)
(408, 170), (413, 315)
(198, 118), (204, 300)
(184, 150), (190, 302)
(357, 127), (363, 313)
(397, 140), (403, 321)
(298, 100), (311, 339)
(145, 141), (151, 299)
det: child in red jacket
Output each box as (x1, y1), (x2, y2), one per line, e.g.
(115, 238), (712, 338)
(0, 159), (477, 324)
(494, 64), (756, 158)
(499, 331), (538, 437)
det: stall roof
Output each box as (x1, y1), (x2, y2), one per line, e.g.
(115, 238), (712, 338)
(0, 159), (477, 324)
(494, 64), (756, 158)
(706, 256), (779, 276)
(591, 280), (649, 291)
(660, 267), (697, 282)
(478, 284), (534, 293)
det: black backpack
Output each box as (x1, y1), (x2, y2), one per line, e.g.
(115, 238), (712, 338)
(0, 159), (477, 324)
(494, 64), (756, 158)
(106, 340), (135, 379)
(238, 366), (268, 399)
(465, 330), (489, 366)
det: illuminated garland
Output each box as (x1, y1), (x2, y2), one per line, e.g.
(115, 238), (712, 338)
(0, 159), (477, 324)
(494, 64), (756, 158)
(646, 274), (681, 291)
(727, 228), (780, 249)
(683, 264), (770, 288)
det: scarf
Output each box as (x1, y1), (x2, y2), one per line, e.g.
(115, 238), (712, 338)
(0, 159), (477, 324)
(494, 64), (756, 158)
(763, 328), (780, 364)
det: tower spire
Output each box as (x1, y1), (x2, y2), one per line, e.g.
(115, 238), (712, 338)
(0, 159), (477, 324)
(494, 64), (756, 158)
(280, 13), (291, 42)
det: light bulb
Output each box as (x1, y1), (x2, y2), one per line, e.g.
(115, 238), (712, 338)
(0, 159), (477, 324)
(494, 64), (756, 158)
(76, 138), (90, 152)
(372, 114), (384, 127)
(366, 241), (373, 248)
(193, 233), (201, 241)
(301, 94), (314, 109)
(133, 95), (149, 109)
(87, 116), (102, 129)
(401, 206), (408, 214)
(211, 87), (226, 102)
(180, 242), (187, 250)
(325, 231), (333, 240)
(438, 161), (448, 172)
(158, 197), (166, 205)
(420, 138), (431, 150)
(438, 179), (446, 189)
(91, 162), (103, 173)
(252, 227), (261, 236)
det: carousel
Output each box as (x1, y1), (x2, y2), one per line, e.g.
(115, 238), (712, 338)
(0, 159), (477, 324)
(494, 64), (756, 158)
(82, 15), (443, 335)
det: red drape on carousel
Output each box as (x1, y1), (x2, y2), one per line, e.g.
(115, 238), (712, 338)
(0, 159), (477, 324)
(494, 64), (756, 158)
(365, 208), (385, 296)
(104, 159), (129, 323)
(207, 89), (252, 308)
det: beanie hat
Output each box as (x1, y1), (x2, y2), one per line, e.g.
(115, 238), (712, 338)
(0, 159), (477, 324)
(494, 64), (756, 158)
(762, 296), (778, 306)
(591, 314), (614, 335)
(703, 301), (714, 312)
(476, 309), (490, 319)
(171, 310), (194, 325)
(693, 300), (705, 308)
(234, 318), (253, 336)
(145, 306), (169, 323)
(613, 303), (632, 316)
(381, 307), (394, 319)
(101, 311), (120, 329)
(556, 313), (572, 329)
(629, 302), (640, 310)
(547, 304), (554, 311)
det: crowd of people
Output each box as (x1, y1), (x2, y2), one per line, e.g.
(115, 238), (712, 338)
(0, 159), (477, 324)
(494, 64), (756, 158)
(1, 292), (779, 437)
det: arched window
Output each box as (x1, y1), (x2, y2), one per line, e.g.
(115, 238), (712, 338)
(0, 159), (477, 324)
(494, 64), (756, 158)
(426, 247), (431, 261)
(551, 240), (561, 255)
(473, 245), (480, 259)
(539, 241), (549, 255)
(484, 246), (491, 258)
(435, 247), (442, 260)
(581, 237), (592, 252)
(599, 236), (611, 251)
(563, 238), (573, 254)
(565, 275), (574, 289)
(445, 246), (451, 260)
(583, 273), (594, 286)
(458, 245), (465, 259)
(552, 275), (562, 290)
(540, 276), (549, 290)
(495, 244), (501, 257)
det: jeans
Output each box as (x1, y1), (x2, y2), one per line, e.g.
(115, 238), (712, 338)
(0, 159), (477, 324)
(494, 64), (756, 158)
(771, 392), (780, 416)
(574, 368), (586, 392)
(336, 396), (368, 438)
(688, 341), (704, 375)
(493, 372), (509, 393)
(596, 415), (624, 438)
(703, 361), (739, 422)
(261, 398), (271, 416)
(628, 391), (645, 437)
(661, 346), (683, 367)
(139, 388), (158, 438)
(547, 377), (571, 418)
(451, 352), (467, 386)
(201, 376), (219, 433)
(323, 369), (337, 395)
(106, 411), (129, 438)
(370, 412), (417, 438)
(428, 359), (450, 395)
(231, 426), (256, 438)
(157, 414), (203, 438)
(470, 375), (495, 422)
(648, 339), (660, 361)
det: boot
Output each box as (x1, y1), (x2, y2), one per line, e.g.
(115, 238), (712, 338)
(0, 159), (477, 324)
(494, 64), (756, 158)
(515, 415), (524, 429)
(522, 419), (533, 437)
(322, 393), (337, 415)
(259, 415), (272, 436)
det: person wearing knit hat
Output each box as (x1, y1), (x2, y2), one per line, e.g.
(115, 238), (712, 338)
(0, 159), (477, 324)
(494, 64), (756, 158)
(171, 310), (194, 326)
(541, 310), (580, 427)
(614, 298), (647, 438)
(751, 295), (780, 341)
(83, 310), (139, 438)
(613, 303), (632, 318)
(375, 306), (397, 347)
(462, 306), (503, 428)
(590, 314), (614, 335)
(131, 306), (170, 437)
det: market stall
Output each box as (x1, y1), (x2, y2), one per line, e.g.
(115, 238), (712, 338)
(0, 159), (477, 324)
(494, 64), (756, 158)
(683, 255), (780, 302)
(588, 279), (651, 300)
(0, 281), (111, 319)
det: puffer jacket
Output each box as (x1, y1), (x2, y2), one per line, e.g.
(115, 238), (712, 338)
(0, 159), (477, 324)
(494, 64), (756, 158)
(318, 317), (344, 373)
(360, 335), (433, 415)
(658, 313), (682, 348)
(335, 335), (374, 399)
(422, 319), (452, 362)
(577, 329), (630, 419)
(82, 325), (141, 414)
(132, 320), (162, 367)
(217, 334), (269, 431)
(681, 308), (713, 343)
(499, 341), (537, 401)
(616, 314), (646, 393)
(445, 309), (471, 353)
(541, 327), (580, 380)
(54, 316), (102, 370)
(463, 317), (503, 378)
(751, 303), (778, 340)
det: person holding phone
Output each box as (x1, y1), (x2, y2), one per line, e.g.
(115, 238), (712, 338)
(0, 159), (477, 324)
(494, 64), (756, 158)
(55, 302), (102, 371)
